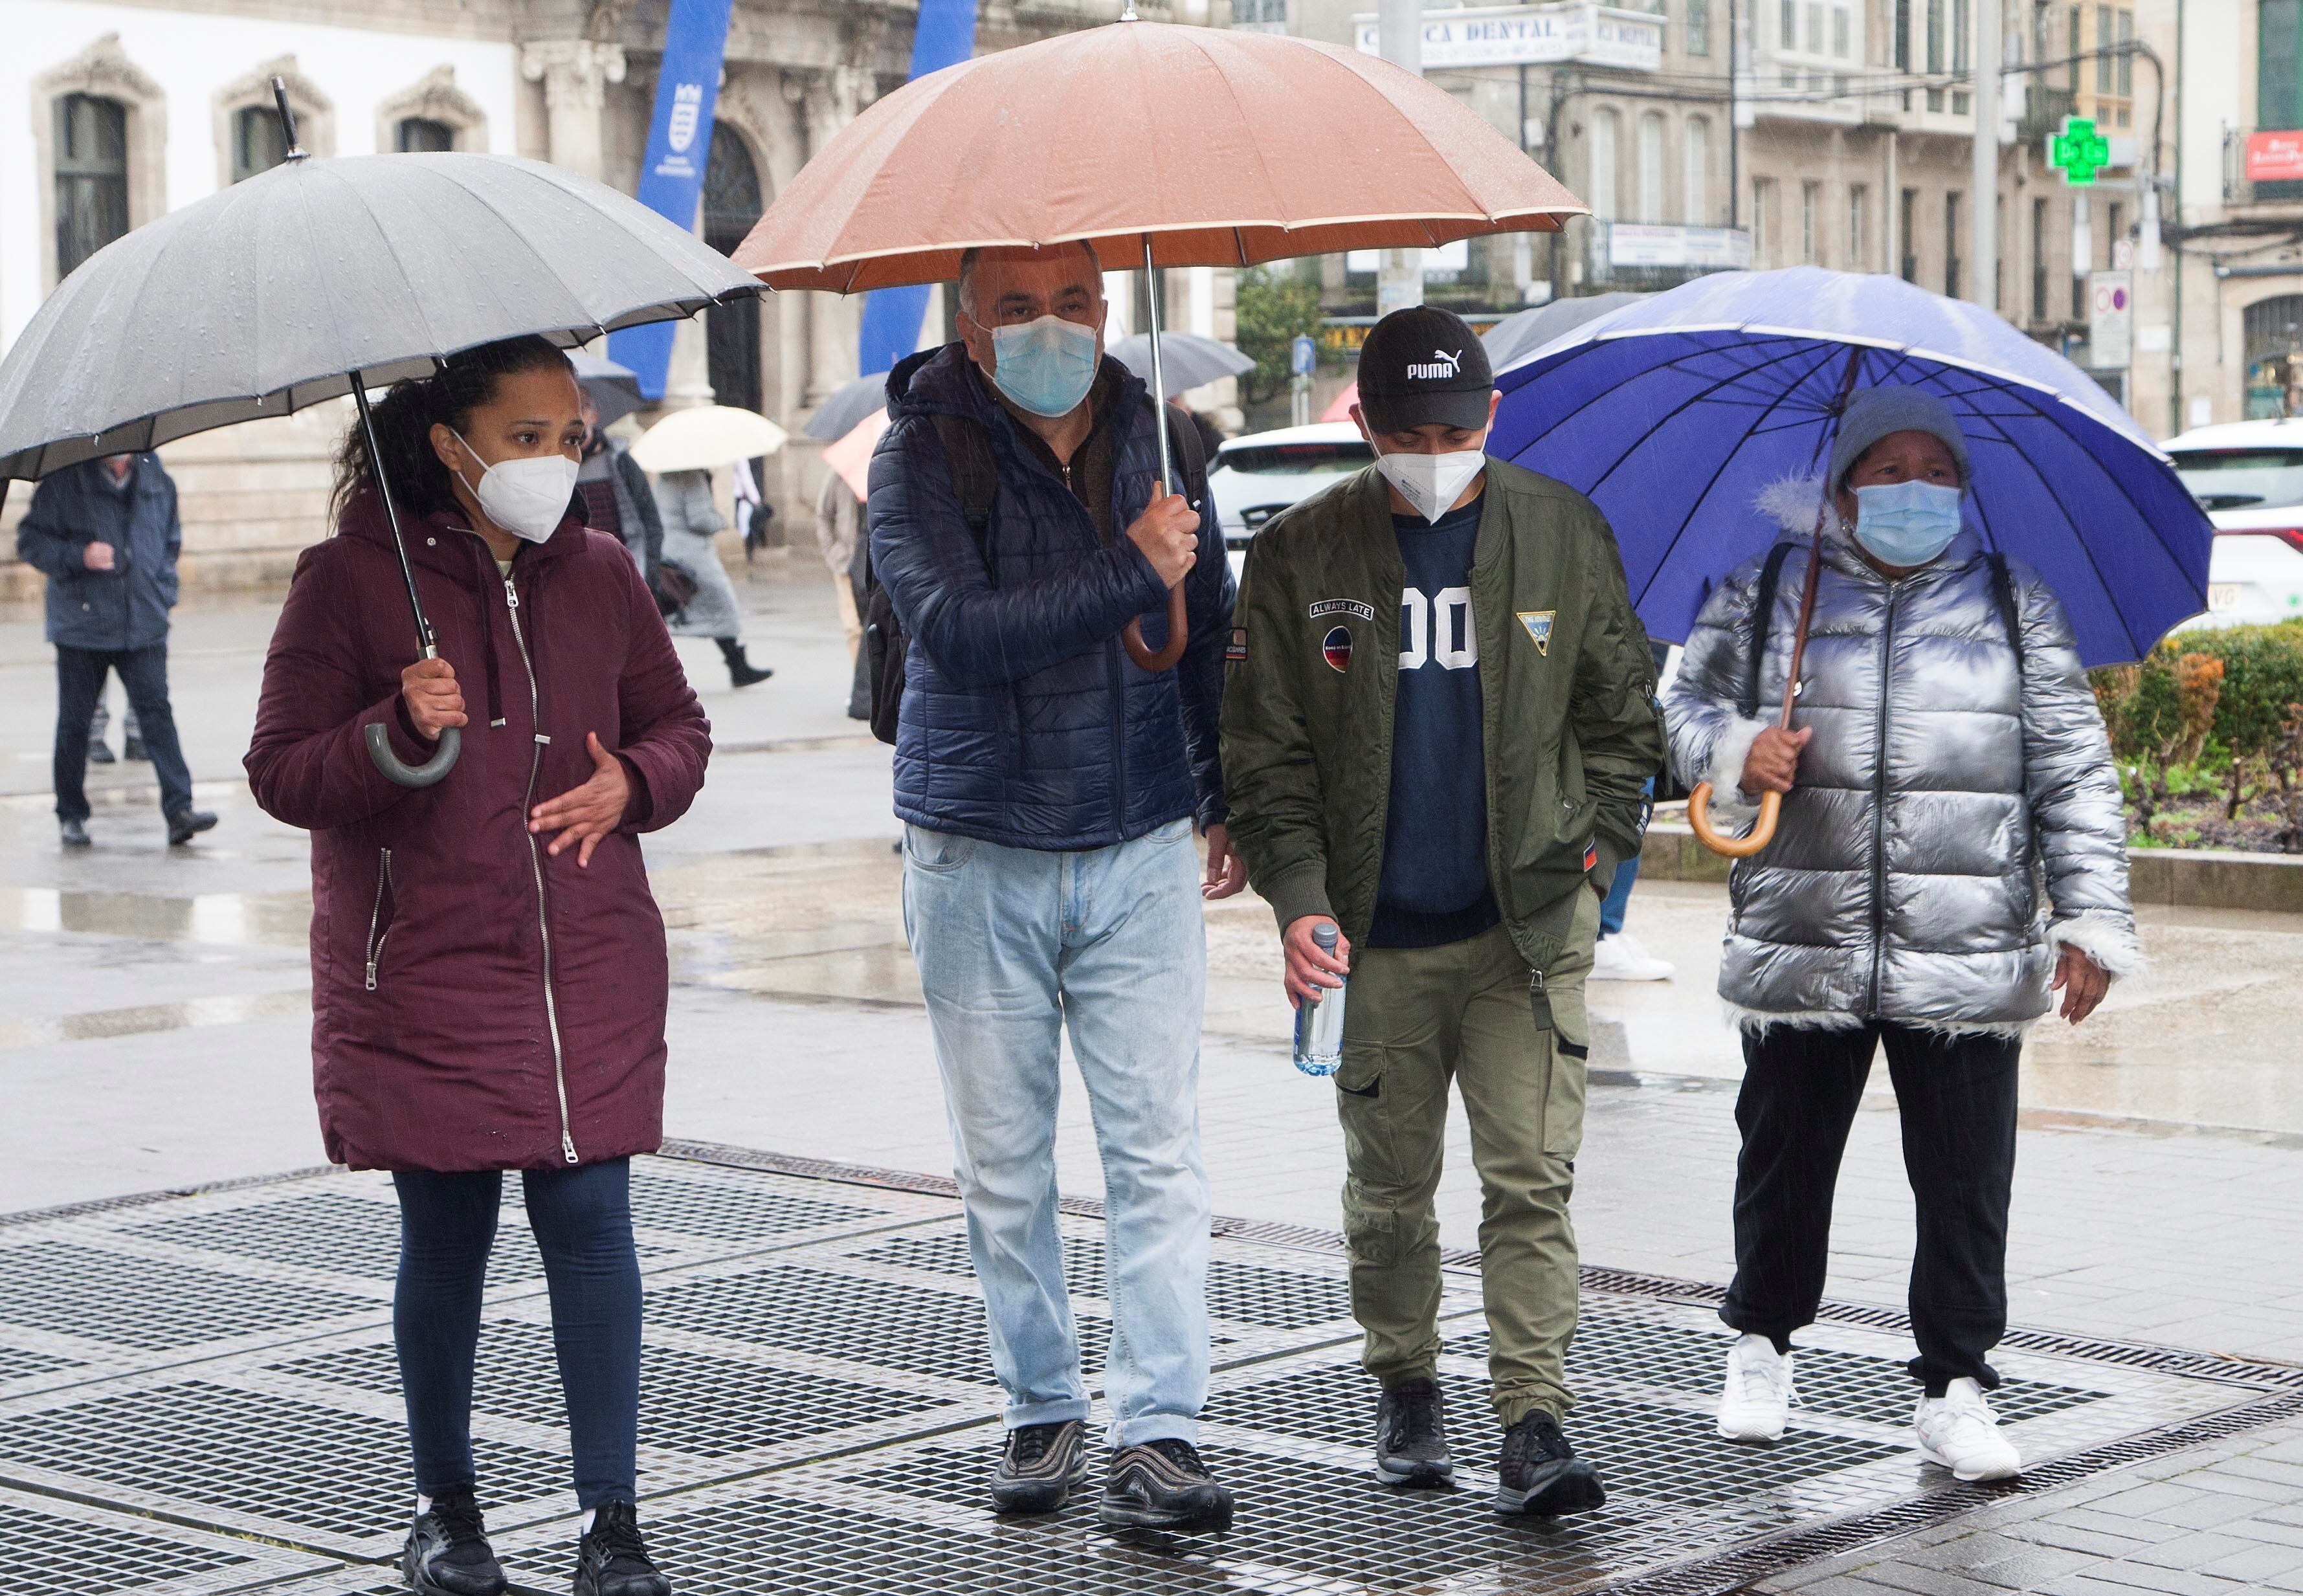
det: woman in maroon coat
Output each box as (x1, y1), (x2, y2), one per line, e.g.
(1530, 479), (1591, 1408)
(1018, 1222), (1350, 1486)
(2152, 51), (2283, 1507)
(246, 337), (708, 1596)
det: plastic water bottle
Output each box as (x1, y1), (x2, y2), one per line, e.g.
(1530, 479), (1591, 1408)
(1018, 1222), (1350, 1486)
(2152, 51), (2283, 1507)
(1292, 922), (1347, 1078)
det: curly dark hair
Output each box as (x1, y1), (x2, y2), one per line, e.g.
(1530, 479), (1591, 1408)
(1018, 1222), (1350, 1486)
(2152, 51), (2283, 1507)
(331, 335), (574, 524)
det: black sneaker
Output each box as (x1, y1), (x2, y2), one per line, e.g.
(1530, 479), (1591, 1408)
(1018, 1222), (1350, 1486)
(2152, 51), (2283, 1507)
(402, 1487), (506, 1596)
(87, 740), (116, 765)
(1495, 1410), (1606, 1516)
(1374, 1377), (1453, 1487)
(1097, 1438), (1234, 1534)
(124, 735), (148, 762)
(60, 819), (91, 849)
(166, 808), (218, 847)
(574, 1500), (671, 1596)
(990, 1419), (1091, 1514)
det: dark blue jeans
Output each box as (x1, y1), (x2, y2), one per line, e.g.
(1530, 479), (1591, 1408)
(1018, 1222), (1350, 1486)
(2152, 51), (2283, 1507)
(392, 1159), (641, 1509)
(54, 643), (192, 823)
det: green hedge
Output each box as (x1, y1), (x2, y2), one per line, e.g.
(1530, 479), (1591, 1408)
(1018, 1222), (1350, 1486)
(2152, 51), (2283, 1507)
(2093, 621), (2303, 769)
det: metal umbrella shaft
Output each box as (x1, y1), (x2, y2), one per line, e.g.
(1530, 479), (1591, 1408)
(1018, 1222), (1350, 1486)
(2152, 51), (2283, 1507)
(351, 373), (460, 788)
(1122, 236), (1190, 674)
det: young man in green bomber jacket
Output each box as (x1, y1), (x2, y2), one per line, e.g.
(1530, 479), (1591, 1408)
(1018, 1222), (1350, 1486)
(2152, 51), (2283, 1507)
(1219, 307), (1663, 1517)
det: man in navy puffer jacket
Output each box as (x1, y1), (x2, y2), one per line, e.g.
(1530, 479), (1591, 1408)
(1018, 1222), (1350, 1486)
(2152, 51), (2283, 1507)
(868, 241), (1240, 1533)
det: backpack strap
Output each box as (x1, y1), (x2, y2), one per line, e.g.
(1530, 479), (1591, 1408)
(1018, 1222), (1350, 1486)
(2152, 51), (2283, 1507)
(928, 412), (1000, 588)
(1740, 540), (1797, 722)
(1987, 551), (2025, 670)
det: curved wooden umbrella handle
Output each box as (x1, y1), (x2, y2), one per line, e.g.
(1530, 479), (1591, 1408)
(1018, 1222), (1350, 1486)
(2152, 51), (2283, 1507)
(1123, 586), (1189, 672)
(1687, 782), (1780, 859)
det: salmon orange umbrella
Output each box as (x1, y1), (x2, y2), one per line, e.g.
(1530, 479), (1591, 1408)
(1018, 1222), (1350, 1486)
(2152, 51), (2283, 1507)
(735, 11), (1585, 669)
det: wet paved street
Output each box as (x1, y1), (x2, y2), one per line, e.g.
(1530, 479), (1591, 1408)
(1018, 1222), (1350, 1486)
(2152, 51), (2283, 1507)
(0, 559), (2298, 1595)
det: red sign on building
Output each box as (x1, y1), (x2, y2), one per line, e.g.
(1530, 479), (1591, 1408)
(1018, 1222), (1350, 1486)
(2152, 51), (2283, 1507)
(2249, 130), (2303, 183)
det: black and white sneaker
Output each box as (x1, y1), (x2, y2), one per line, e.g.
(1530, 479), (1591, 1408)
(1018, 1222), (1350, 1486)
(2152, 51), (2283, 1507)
(1374, 1377), (1453, 1487)
(574, 1501), (671, 1596)
(402, 1487), (507, 1596)
(989, 1419), (1091, 1514)
(1097, 1439), (1234, 1534)
(1495, 1410), (1606, 1517)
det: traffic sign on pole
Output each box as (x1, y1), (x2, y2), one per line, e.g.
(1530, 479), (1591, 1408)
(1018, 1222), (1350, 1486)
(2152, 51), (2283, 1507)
(1291, 335), (1317, 377)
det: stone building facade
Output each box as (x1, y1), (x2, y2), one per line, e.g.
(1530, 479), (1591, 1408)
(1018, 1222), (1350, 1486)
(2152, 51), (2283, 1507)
(0, 0), (1221, 598)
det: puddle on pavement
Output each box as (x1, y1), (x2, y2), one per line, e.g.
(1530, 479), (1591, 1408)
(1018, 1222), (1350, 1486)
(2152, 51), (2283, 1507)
(0, 987), (311, 1051)
(0, 887), (311, 947)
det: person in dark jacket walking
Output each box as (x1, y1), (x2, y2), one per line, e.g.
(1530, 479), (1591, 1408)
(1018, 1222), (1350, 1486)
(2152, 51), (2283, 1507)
(14, 451), (216, 848)
(575, 394), (666, 593)
(245, 338), (710, 1596)
(1221, 307), (1663, 1516)
(869, 241), (1240, 1532)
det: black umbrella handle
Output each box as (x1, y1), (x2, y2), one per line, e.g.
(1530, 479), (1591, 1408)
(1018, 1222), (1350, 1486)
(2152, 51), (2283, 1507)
(351, 371), (462, 788)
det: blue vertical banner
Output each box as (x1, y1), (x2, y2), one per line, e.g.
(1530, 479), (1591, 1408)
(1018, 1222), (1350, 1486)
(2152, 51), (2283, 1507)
(609, 0), (736, 399)
(854, 0), (981, 378)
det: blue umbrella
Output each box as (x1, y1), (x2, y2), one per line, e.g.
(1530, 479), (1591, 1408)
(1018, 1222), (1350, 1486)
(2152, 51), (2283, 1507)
(1491, 267), (2211, 667)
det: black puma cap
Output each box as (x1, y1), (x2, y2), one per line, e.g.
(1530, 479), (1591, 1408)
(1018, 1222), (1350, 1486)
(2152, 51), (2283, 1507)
(1355, 305), (1495, 433)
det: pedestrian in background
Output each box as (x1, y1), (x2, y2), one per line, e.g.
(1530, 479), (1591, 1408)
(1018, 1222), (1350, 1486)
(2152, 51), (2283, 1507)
(245, 337), (710, 1596)
(870, 241), (1240, 1532)
(14, 450), (216, 850)
(816, 471), (864, 664)
(87, 697), (144, 765)
(1222, 307), (1662, 1518)
(575, 394), (666, 594)
(1663, 386), (2137, 1483)
(656, 466), (773, 689)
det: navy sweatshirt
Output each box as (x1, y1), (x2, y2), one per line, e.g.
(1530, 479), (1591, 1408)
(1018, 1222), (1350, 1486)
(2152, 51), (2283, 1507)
(1370, 491), (1499, 948)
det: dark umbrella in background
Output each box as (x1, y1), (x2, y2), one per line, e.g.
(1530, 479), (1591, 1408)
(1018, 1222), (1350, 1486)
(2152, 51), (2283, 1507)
(570, 348), (647, 428)
(1109, 332), (1255, 393)
(0, 81), (761, 787)
(1480, 291), (1647, 373)
(803, 373), (895, 443)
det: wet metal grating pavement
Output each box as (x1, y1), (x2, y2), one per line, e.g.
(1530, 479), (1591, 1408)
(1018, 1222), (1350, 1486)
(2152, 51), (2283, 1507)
(0, 1146), (2290, 1596)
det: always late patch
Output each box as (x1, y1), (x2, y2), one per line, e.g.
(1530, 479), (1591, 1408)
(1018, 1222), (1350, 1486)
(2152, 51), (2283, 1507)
(1322, 625), (1354, 673)
(1225, 626), (1248, 663)
(1309, 598), (1377, 623)
(1518, 610), (1557, 656)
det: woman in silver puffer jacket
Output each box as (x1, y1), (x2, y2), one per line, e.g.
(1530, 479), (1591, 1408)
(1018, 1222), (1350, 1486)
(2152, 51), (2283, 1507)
(1662, 386), (2138, 1485)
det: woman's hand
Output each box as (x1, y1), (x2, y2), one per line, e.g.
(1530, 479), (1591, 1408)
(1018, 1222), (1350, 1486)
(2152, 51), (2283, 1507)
(400, 658), (467, 740)
(1283, 915), (1351, 1007)
(1739, 725), (1812, 795)
(2051, 944), (2111, 1025)
(529, 732), (630, 867)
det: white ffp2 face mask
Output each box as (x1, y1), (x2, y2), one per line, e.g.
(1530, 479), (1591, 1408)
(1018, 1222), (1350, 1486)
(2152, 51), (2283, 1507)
(1372, 439), (1489, 524)
(452, 430), (579, 544)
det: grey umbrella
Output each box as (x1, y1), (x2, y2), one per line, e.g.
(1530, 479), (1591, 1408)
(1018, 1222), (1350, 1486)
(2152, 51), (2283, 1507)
(0, 82), (759, 788)
(1481, 292), (1648, 374)
(1109, 332), (1255, 393)
(570, 349), (646, 428)
(803, 373), (893, 442)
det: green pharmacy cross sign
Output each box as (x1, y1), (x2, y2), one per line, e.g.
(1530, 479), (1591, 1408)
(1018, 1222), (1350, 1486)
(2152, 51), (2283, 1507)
(2049, 116), (2111, 185)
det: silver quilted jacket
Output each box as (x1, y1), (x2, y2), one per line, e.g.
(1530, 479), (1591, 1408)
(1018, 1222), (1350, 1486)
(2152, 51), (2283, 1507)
(1663, 482), (2141, 1034)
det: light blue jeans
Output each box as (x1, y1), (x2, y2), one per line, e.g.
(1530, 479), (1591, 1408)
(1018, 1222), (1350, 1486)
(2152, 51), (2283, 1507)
(902, 817), (1212, 1446)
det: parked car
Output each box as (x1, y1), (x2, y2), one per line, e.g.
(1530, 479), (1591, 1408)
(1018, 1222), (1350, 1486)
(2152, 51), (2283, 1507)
(2164, 419), (2303, 628)
(1207, 423), (1373, 579)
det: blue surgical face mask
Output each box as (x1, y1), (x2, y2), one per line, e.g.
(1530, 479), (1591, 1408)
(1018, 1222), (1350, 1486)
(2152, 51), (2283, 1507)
(988, 314), (1100, 418)
(1851, 479), (1964, 566)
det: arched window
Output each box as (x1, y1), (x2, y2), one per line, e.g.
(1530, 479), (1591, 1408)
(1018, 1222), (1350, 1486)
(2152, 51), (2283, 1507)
(704, 127), (766, 416)
(1588, 109), (1619, 222)
(1683, 117), (1711, 227)
(232, 105), (287, 183)
(396, 117), (454, 153)
(1638, 113), (1666, 223)
(54, 93), (128, 278)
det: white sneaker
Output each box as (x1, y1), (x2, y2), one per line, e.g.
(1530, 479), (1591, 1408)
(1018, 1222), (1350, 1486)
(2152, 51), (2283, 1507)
(1592, 931), (1674, 981)
(1915, 1378), (2022, 1481)
(1717, 1334), (1794, 1441)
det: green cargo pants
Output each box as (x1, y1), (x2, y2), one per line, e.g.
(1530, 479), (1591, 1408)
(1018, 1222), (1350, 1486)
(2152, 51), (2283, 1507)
(1333, 889), (1597, 1426)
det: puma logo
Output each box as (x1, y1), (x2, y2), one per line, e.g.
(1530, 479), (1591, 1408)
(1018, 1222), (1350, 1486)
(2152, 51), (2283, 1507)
(1407, 349), (1463, 381)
